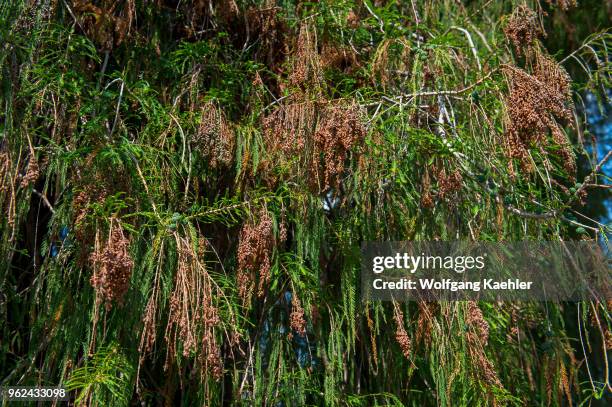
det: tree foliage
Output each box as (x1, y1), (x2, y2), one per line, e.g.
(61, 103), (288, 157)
(0, 0), (610, 405)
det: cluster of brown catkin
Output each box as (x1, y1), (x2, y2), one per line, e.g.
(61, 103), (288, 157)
(419, 165), (463, 208)
(465, 301), (502, 388)
(90, 219), (134, 310)
(260, 21), (366, 193)
(436, 167), (463, 201)
(237, 209), (275, 305)
(72, 161), (114, 266)
(503, 5), (543, 56)
(193, 102), (235, 168)
(314, 103), (367, 192)
(289, 292), (306, 336)
(289, 23), (322, 88)
(164, 236), (223, 380)
(262, 101), (366, 193)
(19, 153), (39, 189)
(503, 6), (576, 176)
(393, 304), (412, 359)
(415, 301), (437, 347)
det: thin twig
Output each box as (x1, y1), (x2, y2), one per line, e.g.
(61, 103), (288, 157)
(575, 150), (612, 198)
(363, 68), (497, 107)
(560, 31), (609, 64)
(108, 79), (125, 138)
(451, 26), (482, 71)
(32, 189), (55, 214)
(504, 204), (557, 219)
(363, 0), (384, 33)
(505, 150), (612, 222)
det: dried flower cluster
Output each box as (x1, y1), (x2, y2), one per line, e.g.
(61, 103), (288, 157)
(193, 102), (235, 168)
(237, 210), (274, 304)
(279, 217), (287, 243)
(393, 305), (412, 359)
(436, 168), (463, 200)
(466, 301), (489, 345)
(258, 22), (365, 193)
(313, 103), (366, 191)
(465, 301), (502, 388)
(20, 154), (38, 188)
(72, 164), (114, 266)
(503, 51), (575, 174)
(290, 292), (306, 336)
(164, 236), (223, 380)
(73, 183), (108, 235)
(289, 23), (322, 88)
(72, 154), (113, 227)
(262, 101), (365, 193)
(559, 363), (572, 405)
(90, 219), (134, 310)
(262, 100), (316, 169)
(504, 5), (543, 56)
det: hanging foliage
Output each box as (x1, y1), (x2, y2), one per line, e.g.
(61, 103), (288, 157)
(0, 1), (610, 406)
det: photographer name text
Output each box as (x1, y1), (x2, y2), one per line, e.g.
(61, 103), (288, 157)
(372, 278), (533, 292)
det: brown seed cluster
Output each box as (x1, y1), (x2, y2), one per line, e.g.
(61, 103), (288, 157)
(237, 210), (274, 305)
(466, 301), (489, 345)
(72, 154), (113, 227)
(290, 293), (306, 336)
(72, 162), (116, 266)
(436, 168), (463, 200)
(258, 22), (365, 193)
(90, 220), (134, 310)
(559, 363), (572, 405)
(503, 51), (575, 174)
(193, 102), (235, 168)
(164, 236), (223, 381)
(262, 100), (315, 166)
(279, 217), (287, 243)
(503, 5), (543, 56)
(289, 23), (322, 88)
(262, 101), (366, 193)
(313, 103), (366, 192)
(20, 154), (39, 188)
(393, 305), (412, 359)
(465, 301), (502, 388)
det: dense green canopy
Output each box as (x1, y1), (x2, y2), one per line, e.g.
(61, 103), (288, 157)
(0, 1), (610, 405)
